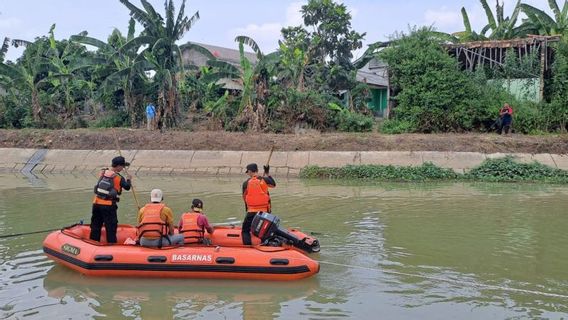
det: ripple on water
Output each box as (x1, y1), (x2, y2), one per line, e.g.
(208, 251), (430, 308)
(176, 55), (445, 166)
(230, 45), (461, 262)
(1, 176), (568, 319)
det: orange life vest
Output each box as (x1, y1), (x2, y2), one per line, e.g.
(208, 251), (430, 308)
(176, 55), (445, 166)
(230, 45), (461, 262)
(137, 203), (167, 239)
(179, 212), (204, 244)
(93, 169), (123, 206)
(245, 176), (270, 212)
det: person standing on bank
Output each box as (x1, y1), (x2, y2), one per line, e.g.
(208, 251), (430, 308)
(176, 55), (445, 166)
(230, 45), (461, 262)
(146, 102), (156, 131)
(137, 189), (184, 247)
(90, 156), (132, 243)
(499, 103), (514, 135)
(241, 163), (276, 245)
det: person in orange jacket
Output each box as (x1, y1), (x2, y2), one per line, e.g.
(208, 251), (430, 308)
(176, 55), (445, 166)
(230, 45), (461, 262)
(178, 199), (215, 245)
(137, 189), (184, 247)
(241, 163), (276, 245)
(90, 156), (132, 243)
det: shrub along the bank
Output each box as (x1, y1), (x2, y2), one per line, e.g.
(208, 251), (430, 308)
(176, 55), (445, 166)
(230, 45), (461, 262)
(465, 156), (568, 183)
(300, 162), (459, 181)
(300, 157), (568, 184)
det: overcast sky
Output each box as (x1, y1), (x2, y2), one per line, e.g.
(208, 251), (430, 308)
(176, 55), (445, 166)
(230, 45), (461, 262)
(0, 0), (551, 61)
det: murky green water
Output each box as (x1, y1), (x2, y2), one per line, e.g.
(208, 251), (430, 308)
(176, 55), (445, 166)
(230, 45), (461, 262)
(0, 173), (567, 319)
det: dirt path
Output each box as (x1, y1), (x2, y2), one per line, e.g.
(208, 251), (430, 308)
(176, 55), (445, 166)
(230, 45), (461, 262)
(1, 129), (567, 154)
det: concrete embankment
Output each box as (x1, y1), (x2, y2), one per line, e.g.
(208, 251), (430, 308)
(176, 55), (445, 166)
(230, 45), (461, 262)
(1, 148), (567, 176)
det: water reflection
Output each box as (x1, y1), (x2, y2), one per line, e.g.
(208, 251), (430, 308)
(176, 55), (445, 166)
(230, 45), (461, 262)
(0, 174), (567, 319)
(44, 266), (320, 320)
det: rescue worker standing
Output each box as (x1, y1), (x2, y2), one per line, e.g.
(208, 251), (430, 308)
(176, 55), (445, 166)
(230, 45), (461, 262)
(137, 189), (184, 247)
(90, 156), (132, 243)
(178, 199), (215, 244)
(241, 163), (276, 245)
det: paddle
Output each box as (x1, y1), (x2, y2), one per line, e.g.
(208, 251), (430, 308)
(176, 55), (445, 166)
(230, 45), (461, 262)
(211, 221), (242, 227)
(111, 128), (141, 210)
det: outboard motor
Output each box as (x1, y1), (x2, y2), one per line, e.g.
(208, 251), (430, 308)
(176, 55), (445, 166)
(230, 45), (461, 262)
(251, 212), (320, 253)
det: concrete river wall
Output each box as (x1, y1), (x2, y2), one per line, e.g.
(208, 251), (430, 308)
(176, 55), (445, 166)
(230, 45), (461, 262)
(1, 148), (567, 177)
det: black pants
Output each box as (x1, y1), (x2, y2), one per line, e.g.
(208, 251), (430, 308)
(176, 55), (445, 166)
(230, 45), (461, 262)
(90, 203), (118, 243)
(241, 212), (258, 245)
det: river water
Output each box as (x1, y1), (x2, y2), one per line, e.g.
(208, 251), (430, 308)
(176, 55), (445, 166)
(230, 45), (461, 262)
(0, 173), (567, 319)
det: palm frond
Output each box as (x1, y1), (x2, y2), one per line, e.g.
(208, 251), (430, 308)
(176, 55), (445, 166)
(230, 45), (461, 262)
(151, 37), (169, 55)
(174, 11), (199, 39)
(127, 18), (136, 41)
(481, 0), (497, 30)
(48, 24), (57, 50)
(0, 63), (23, 80)
(480, 24), (492, 36)
(512, 24), (540, 37)
(549, 0), (562, 21)
(207, 60), (240, 74)
(496, 1), (504, 25)
(11, 39), (31, 48)
(165, 0), (175, 37)
(520, 3), (557, 34)
(119, 0), (153, 28)
(235, 35), (263, 59)
(70, 35), (109, 50)
(509, 0), (522, 27)
(179, 42), (215, 60)
(0, 37), (10, 62)
(461, 7), (472, 33)
(121, 36), (155, 54)
(174, 0), (187, 37)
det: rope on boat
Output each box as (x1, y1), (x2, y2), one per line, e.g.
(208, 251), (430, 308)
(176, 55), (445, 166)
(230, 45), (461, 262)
(318, 260), (568, 299)
(0, 228), (61, 239)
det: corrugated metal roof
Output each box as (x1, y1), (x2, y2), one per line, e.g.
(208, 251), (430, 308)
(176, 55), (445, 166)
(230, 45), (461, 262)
(357, 58), (388, 87)
(447, 35), (561, 49)
(189, 42), (258, 65)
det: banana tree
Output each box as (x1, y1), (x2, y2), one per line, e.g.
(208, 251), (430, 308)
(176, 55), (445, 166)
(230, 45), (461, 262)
(520, 0), (568, 37)
(71, 19), (148, 126)
(459, 0), (532, 41)
(0, 55), (51, 124)
(43, 25), (96, 120)
(118, 0), (200, 128)
(234, 36), (280, 132)
(455, 7), (488, 41)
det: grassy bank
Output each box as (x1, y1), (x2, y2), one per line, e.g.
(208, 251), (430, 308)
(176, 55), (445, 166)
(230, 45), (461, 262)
(300, 157), (568, 184)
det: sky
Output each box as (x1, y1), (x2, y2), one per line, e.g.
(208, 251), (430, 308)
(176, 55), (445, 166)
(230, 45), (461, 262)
(0, 0), (552, 62)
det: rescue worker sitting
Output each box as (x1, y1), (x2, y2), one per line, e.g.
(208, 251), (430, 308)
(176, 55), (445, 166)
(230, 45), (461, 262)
(137, 189), (184, 247)
(178, 199), (215, 245)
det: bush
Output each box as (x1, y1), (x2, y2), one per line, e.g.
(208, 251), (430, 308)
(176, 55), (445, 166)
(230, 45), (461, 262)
(92, 111), (130, 128)
(300, 157), (568, 184)
(0, 97), (32, 128)
(336, 111), (374, 132)
(300, 162), (459, 181)
(466, 156), (568, 183)
(380, 27), (482, 132)
(379, 119), (415, 134)
(267, 87), (334, 133)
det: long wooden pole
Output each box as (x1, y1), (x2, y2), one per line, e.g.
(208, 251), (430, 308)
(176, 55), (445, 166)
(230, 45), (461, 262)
(111, 128), (141, 210)
(265, 145), (275, 166)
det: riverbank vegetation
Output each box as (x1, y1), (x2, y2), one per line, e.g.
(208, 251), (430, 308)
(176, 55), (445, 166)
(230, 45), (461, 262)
(0, 0), (567, 134)
(300, 157), (568, 184)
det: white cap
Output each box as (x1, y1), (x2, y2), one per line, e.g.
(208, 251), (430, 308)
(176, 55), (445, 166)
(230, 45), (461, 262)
(150, 189), (163, 202)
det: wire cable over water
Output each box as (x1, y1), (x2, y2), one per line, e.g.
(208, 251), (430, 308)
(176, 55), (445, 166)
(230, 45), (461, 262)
(317, 260), (568, 299)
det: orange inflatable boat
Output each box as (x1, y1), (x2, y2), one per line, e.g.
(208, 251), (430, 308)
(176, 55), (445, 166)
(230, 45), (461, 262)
(43, 214), (320, 281)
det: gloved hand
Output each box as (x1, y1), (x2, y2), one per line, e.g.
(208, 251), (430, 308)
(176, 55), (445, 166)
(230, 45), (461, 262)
(263, 165), (270, 174)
